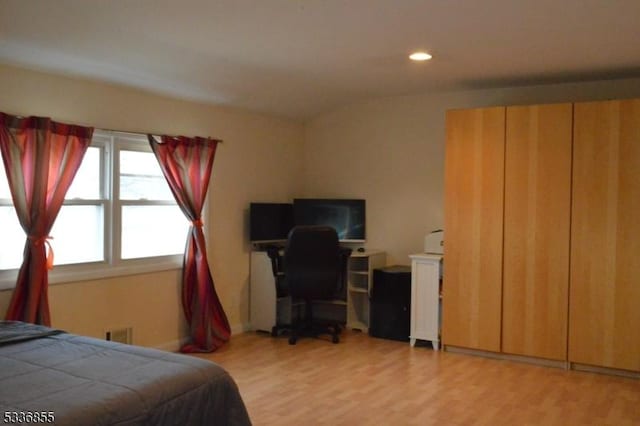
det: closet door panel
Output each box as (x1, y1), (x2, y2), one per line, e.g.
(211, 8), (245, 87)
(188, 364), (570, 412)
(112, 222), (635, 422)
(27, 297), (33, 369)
(570, 99), (640, 372)
(502, 103), (572, 360)
(443, 107), (505, 352)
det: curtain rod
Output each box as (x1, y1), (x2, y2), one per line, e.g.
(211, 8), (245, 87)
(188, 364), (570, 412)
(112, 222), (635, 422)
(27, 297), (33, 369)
(1, 112), (223, 143)
(97, 127), (223, 143)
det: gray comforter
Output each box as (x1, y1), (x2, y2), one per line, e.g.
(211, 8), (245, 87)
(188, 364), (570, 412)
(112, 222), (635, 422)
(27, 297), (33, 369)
(0, 321), (251, 425)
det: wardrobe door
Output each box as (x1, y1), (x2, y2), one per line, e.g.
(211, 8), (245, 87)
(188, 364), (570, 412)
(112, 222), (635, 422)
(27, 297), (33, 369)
(443, 107), (505, 352)
(570, 99), (640, 372)
(502, 103), (572, 360)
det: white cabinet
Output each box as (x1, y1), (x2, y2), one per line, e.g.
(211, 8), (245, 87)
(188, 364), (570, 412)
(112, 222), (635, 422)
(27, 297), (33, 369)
(346, 250), (386, 331)
(409, 253), (442, 350)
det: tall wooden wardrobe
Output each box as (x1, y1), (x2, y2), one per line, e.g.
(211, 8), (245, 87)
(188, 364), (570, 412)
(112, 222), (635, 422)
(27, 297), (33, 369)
(442, 99), (640, 373)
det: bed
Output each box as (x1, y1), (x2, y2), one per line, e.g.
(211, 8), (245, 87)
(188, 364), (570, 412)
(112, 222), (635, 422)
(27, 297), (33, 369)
(0, 321), (251, 425)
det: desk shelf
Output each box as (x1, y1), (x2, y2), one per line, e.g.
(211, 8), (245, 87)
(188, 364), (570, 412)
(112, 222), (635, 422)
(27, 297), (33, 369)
(314, 299), (347, 306)
(346, 250), (386, 331)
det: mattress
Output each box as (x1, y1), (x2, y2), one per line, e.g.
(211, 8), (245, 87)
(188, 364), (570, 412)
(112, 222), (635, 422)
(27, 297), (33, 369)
(0, 321), (251, 425)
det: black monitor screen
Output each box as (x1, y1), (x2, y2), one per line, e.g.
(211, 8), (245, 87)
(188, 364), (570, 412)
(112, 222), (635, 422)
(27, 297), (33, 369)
(293, 199), (366, 242)
(249, 203), (294, 242)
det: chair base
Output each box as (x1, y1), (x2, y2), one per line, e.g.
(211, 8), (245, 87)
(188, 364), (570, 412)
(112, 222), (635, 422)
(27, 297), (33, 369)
(288, 317), (342, 345)
(271, 299), (343, 344)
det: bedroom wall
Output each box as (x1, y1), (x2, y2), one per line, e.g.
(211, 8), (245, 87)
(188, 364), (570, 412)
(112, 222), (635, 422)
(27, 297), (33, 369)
(0, 63), (305, 348)
(303, 77), (640, 266)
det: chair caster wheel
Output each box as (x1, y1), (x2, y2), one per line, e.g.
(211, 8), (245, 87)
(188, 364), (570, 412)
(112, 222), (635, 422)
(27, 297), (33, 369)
(332, 335), (339, 344)
(288, 336), (297, 345)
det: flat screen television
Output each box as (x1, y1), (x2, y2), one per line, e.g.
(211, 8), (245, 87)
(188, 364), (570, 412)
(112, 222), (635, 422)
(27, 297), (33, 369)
(293, 198), (366, 242)
(249, 203), (294, 243)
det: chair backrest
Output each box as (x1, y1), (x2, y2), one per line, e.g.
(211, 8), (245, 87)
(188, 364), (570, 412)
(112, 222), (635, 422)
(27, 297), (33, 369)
(284, 225), (341, 301)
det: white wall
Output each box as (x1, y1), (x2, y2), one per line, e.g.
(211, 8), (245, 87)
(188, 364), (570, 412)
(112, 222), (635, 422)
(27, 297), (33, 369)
(0, 63), (304, 348)
(304, 78), (640, 265)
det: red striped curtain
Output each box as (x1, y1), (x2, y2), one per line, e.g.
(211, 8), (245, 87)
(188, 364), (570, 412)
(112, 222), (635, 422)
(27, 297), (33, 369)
(148, 134), (230, 352)
(0, 112), (92, 325)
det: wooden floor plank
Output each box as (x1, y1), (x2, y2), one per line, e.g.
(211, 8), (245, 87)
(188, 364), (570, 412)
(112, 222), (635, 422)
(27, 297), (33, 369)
(193, 330), (640, 425)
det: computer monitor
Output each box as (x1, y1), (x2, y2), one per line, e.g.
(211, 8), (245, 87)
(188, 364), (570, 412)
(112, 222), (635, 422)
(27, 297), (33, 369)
(293, 198), (366, 243)
(249, 202), (294, 243)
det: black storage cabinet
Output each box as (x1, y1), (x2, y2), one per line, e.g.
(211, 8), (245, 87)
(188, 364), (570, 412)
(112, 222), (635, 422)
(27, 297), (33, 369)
(369, 265), (411, 341)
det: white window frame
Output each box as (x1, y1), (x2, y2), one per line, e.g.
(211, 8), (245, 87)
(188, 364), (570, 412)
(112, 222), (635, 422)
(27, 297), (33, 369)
(0, 130), (190, 290)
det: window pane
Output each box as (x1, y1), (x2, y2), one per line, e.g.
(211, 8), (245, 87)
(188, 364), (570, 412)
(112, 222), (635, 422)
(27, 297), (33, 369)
(50, 205), (104, 265)
(0, 152), (11, 199)
(0, 206), (23, 270)
(120, 150), (174, 200)
(66, 147), (101, 199)
(121, 205), (188, 259)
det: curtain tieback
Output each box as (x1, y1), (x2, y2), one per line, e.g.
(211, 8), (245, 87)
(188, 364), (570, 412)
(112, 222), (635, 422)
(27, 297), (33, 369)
(28, 235), (55, 270)
(191, 219), (204, 228)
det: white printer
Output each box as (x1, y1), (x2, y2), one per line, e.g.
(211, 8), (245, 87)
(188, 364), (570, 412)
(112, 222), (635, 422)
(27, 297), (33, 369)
(424, 229), (444, 254)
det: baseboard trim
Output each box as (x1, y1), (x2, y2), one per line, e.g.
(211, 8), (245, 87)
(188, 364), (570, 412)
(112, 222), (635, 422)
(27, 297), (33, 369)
(444, 346), (568, 370)
(570, 362), (640, 379)
(153, 323), (249, 352)
(231, 322), (251, 335)
(154, 338), (188, 352)
(443, 346), (640, 378)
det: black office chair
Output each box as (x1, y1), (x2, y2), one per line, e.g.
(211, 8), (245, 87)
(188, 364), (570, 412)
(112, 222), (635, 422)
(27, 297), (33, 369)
(284, 225), (344, 345)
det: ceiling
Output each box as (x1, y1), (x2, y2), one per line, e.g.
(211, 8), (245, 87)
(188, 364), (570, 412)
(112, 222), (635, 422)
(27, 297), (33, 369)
(1, 0), (640, 121)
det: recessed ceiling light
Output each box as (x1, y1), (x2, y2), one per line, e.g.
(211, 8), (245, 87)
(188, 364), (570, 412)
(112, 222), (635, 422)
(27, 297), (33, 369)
(409, 51), (432, 61)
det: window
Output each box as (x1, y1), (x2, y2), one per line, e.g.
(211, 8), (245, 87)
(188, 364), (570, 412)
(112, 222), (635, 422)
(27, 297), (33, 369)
(0, 131), (190, 288)
(116, 135), (189, 259)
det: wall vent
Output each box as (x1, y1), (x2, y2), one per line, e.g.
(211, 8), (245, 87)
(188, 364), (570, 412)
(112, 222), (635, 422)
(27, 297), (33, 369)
(105, 327), (133, 344)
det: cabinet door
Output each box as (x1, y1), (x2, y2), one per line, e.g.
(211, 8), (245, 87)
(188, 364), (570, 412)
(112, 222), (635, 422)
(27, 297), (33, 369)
(569, 99), (640, 372)
(502, 103), (572, 360)
(443, 107), (505, 352)
(410, 258), (440, 343)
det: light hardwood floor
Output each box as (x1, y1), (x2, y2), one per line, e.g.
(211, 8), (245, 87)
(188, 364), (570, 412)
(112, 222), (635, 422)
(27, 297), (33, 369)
(194, 330), (640, 425)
